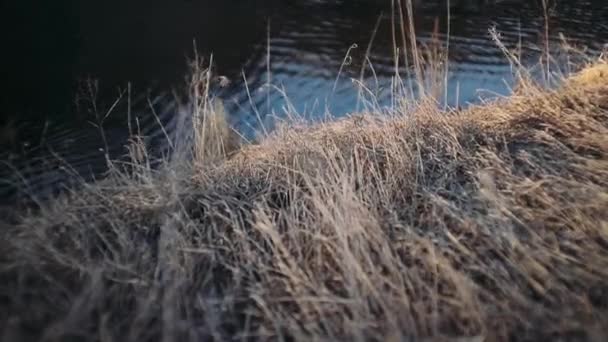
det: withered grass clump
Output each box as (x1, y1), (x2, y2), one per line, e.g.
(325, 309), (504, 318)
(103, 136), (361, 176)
(2, 60), (608, 342)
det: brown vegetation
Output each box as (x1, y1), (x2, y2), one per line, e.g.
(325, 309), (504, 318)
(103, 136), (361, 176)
(1, 58), (608, 341)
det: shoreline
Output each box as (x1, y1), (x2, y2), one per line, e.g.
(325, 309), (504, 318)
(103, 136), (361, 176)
(2, 59), (608, 341)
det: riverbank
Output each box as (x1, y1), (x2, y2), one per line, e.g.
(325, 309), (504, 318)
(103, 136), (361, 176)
(2, 59), (608, 341)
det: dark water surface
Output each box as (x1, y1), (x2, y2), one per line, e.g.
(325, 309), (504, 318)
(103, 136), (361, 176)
(1, 0), (607, 205)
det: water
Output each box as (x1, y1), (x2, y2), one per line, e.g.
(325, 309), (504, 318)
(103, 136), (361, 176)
(1, 0), (607, 205)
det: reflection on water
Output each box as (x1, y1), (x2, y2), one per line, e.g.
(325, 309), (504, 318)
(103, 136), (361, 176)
(1, 0), (607, 204)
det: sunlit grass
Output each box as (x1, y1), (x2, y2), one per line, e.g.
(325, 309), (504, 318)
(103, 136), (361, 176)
(2, 1), (608, 340)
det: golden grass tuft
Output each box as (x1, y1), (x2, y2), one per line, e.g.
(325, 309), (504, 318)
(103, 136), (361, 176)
(568, 60), (608, 88)
(1, 60), (608, 342)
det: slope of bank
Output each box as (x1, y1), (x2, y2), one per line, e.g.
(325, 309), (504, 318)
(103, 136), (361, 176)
(1, 60), (608, 341)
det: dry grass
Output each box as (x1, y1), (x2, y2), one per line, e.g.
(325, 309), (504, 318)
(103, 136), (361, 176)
(2, 56), (608, 341)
